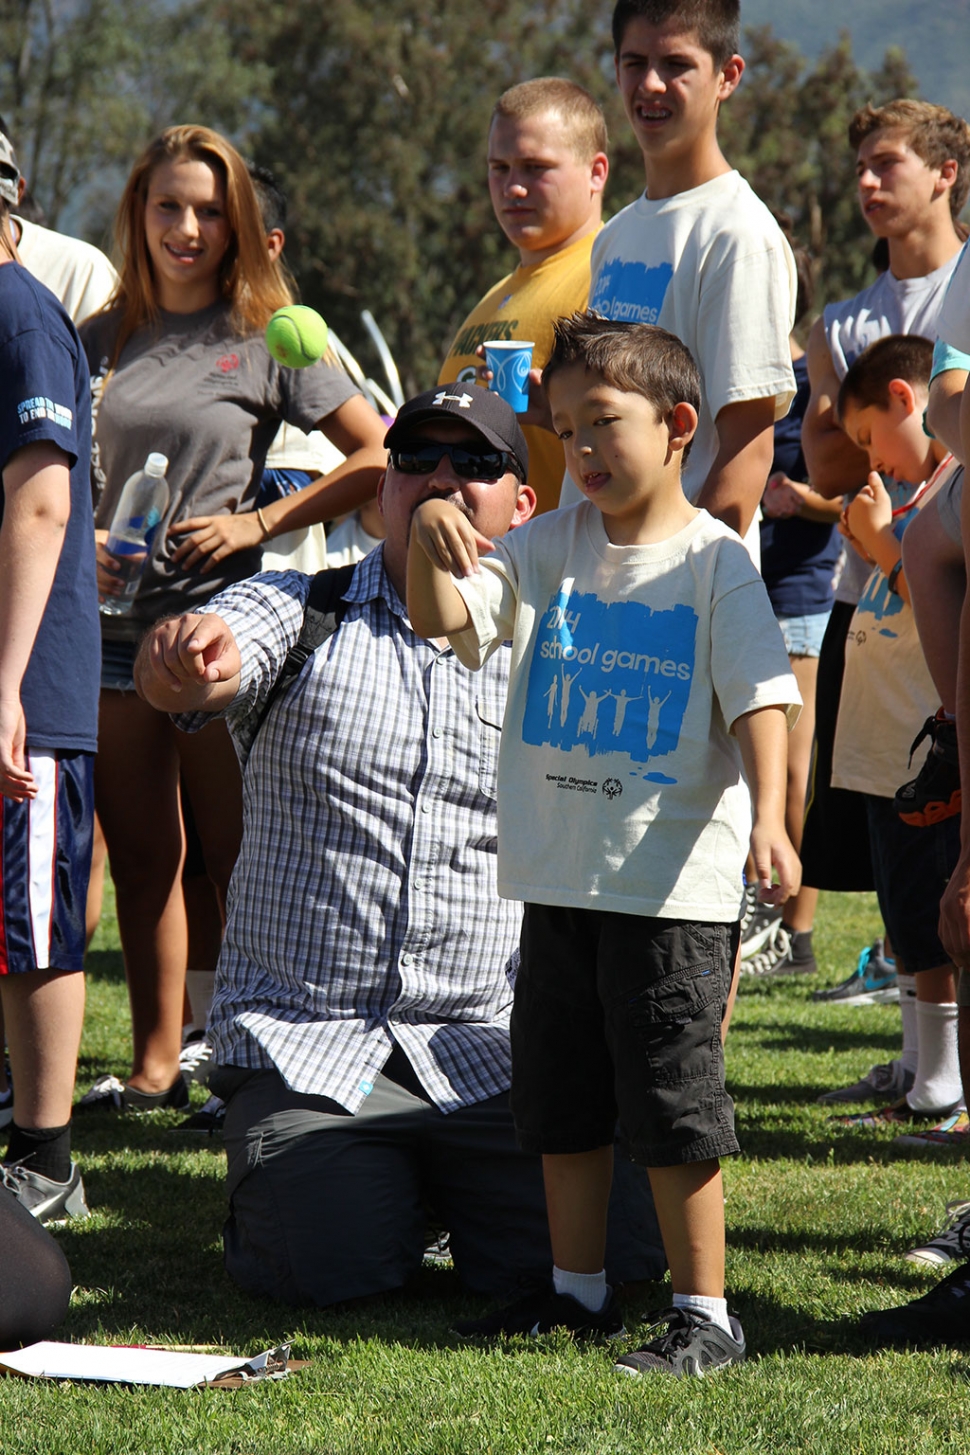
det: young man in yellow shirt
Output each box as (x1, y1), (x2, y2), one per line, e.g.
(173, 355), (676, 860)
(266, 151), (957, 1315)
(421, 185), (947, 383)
(438, 78), (608, 515)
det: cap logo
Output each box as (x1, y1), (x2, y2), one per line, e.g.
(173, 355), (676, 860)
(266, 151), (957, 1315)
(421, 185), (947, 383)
(433, 390), (473, 409)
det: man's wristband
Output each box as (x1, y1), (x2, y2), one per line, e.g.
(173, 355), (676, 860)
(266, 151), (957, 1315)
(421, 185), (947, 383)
(886, 558), (904, 595)
(256, 507), (271, 541)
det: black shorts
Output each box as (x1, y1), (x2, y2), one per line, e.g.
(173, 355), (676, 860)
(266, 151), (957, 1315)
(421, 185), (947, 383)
(865, 794), (960, 974)
(800, 601), (875, 892)
(511, 904), (740, 1168)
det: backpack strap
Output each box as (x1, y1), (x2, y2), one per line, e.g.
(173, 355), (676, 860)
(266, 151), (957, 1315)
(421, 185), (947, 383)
(241, 562), (357, 760)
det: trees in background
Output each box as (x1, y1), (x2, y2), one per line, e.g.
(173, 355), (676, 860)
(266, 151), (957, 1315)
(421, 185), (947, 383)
(1, 1), (924, 390)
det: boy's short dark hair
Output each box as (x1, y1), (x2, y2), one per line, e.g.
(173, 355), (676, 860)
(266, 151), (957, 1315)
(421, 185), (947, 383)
(611, 1), (740, 67)
(248, 163), (287, 235)
(544, 312), (701, 456)
(837, 334), (934, 418)
(849, 100), (970, 220)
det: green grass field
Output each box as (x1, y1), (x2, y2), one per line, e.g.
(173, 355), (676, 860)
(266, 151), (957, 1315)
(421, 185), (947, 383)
(2, 887), (969, 1454)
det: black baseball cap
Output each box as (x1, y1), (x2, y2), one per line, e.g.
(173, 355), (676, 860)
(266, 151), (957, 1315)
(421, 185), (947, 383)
(385, 385), (529, 481)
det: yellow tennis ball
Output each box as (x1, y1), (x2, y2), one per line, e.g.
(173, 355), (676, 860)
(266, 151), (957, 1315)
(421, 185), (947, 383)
(265, 305), (329, 368)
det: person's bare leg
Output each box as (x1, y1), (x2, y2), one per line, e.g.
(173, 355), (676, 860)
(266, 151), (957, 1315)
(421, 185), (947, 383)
(182, 870), (222, 1030)
(917, 964), (957, 1003)
(721, 941), (741, 1042)
(903, 497), (965, 714)
(95, 691), (186, 1094)
(647, 1158), (724, 1297)
(542, 1146), (613, 1273)
(177, 719), (243, 912)
(84, 814), (108, 951)
(0, 970), (85, 1128)
(783, 654), (819, 934)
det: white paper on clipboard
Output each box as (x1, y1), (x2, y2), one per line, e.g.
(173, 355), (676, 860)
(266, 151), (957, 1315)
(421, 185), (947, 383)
(0, 1341), (289, 1388)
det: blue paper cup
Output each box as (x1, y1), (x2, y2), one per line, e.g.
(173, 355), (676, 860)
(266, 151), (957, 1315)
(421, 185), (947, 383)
(483, 339), (535, 414)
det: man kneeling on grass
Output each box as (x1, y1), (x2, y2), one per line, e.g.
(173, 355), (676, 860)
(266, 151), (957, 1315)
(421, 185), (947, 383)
(135, 383), (665, 1309)
(407, 313), (801, 1375)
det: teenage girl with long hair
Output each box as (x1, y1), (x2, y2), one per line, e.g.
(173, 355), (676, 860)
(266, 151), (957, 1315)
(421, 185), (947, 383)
(78, 125), (386, 1110)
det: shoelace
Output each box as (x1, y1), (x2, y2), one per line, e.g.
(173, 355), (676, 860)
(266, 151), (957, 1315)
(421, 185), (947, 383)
(743, 923), (791, 976)
(640, 1308), (705, 1352)
(0, 1163), (28, 1194)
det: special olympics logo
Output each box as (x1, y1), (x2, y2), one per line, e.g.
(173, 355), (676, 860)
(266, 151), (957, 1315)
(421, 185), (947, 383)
(217, 353), (240, 374)
(602, 778), (623, 800)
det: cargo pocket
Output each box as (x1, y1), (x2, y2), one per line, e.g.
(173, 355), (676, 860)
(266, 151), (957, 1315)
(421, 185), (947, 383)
(627, 953), (723, 1085)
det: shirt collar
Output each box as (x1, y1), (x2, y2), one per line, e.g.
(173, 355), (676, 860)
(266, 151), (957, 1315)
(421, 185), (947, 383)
(343, 544), (412, 625)
(346, 545), (453, 652)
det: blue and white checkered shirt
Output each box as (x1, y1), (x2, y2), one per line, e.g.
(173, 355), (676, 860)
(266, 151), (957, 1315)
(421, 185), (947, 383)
(177, 548), (520, 1113)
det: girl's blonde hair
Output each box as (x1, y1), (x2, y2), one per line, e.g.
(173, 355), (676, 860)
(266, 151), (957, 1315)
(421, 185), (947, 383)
(105, 125), (292, 362)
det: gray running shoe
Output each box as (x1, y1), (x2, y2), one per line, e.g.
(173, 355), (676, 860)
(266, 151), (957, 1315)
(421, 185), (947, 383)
(816, 1059), (915, 1106)
(811, 938), (898, 1006)
(0, 1160), (90, 1223)
(615, 1307), (745, 1378)
(906, 1199), (970, 1267)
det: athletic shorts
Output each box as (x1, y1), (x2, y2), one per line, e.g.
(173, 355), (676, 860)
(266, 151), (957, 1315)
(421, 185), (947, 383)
(511, 903), (740, 1168)
(0, 750), (94, 975)
(865, 793), (960, 974)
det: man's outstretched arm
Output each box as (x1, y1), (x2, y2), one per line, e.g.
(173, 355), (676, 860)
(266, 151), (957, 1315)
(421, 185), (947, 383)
(135, 613), (242, 714)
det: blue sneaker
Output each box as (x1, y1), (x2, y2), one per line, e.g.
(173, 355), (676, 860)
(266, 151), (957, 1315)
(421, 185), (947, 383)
(811, 938), (897, 1006)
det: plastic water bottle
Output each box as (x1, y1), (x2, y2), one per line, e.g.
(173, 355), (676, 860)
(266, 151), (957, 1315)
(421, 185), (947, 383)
(100, 452), (170, 616)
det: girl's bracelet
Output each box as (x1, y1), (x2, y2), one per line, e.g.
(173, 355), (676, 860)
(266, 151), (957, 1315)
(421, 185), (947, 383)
(256, 507), (272, 541)
(886, 558), (904, 595)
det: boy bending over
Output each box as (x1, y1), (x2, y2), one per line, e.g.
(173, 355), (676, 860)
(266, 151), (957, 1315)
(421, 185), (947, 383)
(407, 313), (800, 1377)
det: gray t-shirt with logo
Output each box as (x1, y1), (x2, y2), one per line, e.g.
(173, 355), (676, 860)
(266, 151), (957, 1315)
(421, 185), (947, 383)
(81, 302), (359, 639)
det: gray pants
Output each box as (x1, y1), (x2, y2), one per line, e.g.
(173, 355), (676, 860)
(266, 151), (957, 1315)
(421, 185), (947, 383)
(211, 1055), (665, 1308)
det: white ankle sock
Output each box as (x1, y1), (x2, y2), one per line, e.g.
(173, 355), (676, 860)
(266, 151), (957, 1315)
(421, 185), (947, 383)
(672, 1292), (732, 1335)
(552, 1265), (608, 1312)
(898, 974), (919, 1076)
(907, 999), (963, 1112)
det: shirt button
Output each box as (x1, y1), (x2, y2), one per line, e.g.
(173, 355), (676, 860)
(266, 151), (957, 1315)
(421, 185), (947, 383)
(401, 953), (414, 966)
(421, 802), (432, 813)
(431, 726), (443, 739)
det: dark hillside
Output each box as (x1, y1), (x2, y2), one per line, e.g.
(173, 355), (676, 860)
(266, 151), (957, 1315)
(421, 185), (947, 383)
(741, 0), (970, 118)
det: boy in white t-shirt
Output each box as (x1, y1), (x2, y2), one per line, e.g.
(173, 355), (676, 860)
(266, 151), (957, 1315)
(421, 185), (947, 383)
(407, 313), (800, 1376)
(562, 0), (796, 554)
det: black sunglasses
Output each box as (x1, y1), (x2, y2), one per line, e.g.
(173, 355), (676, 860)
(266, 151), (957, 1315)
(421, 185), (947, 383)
(389, 441), (522, 482)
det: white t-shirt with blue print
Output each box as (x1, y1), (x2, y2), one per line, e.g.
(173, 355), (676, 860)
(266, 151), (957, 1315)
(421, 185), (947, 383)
(580, 171), (797, 507)
(450, 502), (800, 922)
